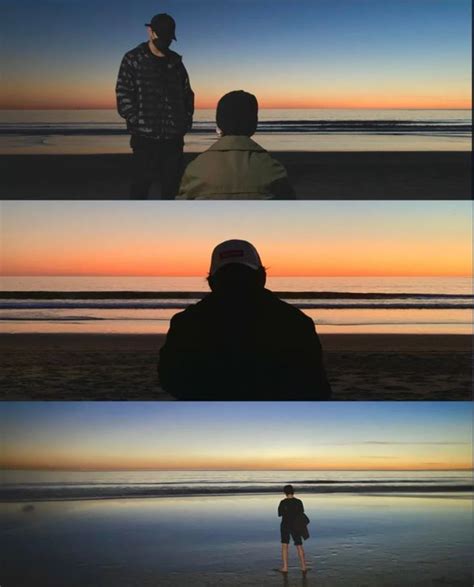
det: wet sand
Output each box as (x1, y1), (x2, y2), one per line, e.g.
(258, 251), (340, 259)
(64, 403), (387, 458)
(0, 151), (470, 198)
(1, 493), (472, 587)
(0, 333), (470, 400)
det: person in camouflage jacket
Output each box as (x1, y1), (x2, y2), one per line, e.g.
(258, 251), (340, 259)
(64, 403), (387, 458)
(116, 13), (194, 198)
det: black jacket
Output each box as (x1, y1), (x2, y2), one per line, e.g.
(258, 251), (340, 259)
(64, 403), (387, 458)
(116, 43), (194, 140)
(158, 288), (332, 400)
(278, 497), (310, 540)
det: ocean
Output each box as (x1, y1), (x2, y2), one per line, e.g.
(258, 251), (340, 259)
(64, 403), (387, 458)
(0, 108), (471, 154)
(1, 276), (471, 335)
(1, 468), (471, 502)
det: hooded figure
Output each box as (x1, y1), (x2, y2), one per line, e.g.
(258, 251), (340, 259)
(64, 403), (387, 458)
(177, 91), (295, 199)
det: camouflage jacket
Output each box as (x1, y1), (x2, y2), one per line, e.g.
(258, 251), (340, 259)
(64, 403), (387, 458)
(116, 43), (194, 140)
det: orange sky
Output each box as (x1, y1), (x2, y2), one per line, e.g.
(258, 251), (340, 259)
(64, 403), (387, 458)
(2, 242), (471, 277)
(1, 202), (471, 277)
(1, 98), (471, 111)
(3, 454), (472, 472)
(1, 86), (471, 111)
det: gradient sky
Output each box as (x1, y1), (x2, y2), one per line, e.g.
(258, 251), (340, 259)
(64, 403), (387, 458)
(1, 201), (471, 277)
(1, 0), (471, 109)
(1, 402), (471, 471)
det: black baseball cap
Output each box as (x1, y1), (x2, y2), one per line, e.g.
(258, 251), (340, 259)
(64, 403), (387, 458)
(145, 13), (177, 41)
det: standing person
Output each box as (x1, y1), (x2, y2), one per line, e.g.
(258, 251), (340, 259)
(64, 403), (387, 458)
(177, 90), (295, 199)
(116, 13), (194, 199)
(278, 485), (310, 574)
(158, 239), (331, 399)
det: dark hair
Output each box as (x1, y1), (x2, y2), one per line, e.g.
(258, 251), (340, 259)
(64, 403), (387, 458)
(283, 484), (294, 496)
(207, 263), (266, 295)
(216, 90), (258, 137)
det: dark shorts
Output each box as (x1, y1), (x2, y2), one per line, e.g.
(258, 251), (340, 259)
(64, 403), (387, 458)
(280, 524), (303, 546)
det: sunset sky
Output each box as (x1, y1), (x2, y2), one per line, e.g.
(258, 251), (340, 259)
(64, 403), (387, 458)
(1, 402), (471, 471)
(1, 0), (471, 110)
(1, 201), (471, 277)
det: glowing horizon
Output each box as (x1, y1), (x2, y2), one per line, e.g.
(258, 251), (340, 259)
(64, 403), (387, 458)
(1, 99), (471, 112)
(5, 465), (473, 472)
(1, 403), (472, 472)
(1, 202), (471, 278)
(0, 106), (472, 112)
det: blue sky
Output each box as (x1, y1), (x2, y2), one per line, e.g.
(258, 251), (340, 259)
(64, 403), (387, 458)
(2, 0), (471, 109)
(1, 402), (472, 470)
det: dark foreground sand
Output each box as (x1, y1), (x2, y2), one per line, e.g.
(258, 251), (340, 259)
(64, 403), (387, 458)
(0, 333), (470, 400)
(0, 151), (470, 198)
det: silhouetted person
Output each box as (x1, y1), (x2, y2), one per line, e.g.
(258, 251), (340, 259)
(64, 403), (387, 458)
(177, 91), (295, 199)
(116, 13), (194, 199)
(278, 485), (310, 574)
(158, 240), (331, 399)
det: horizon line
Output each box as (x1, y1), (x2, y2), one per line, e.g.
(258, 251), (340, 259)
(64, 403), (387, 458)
(2, 273), (471, 278)
(0, 106), (471, 112)
(3, 467), (472, 472)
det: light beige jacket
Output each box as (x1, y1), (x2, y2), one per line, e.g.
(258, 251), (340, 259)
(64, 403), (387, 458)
(177, 135), (291, 199)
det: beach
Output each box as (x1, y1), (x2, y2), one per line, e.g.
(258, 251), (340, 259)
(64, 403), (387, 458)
(0, 151), (470, 199)
(1, 492), (472, 587)
(0, 333), (470, 400)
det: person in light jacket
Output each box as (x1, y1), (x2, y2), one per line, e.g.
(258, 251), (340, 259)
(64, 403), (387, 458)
(177, 91), (295, 199)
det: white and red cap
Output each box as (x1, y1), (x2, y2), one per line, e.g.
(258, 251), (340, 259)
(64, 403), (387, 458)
(209, 240), (263, 276)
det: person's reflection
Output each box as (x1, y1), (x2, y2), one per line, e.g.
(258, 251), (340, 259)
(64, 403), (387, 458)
(278, 571), (310, 586)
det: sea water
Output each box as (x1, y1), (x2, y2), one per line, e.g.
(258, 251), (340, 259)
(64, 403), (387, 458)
(0, 108), (471, 154)
(1, 276), (471, 335)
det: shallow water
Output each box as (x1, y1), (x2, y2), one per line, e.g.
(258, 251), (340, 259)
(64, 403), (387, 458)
(0, 108), (470, 154)
(1, 276), (471, 335)
(3, 469), (471, 500)
(1, 492), (472, 586)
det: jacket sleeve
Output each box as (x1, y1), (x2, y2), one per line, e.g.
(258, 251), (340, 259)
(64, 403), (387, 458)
(176, 165), (195, 199)
(116, 54), (139, 125)
(176, 158), (204, 199)
(309, 321), (332, 399)
(264, 155), (296, 199)
(278, 502), (283, 517)
(295, 317), (332, 400)
(158, 313), (204, 399)
(269, 176), (296, 199)
(158, 314), (186, 397)
(180, 63), (195, 132)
